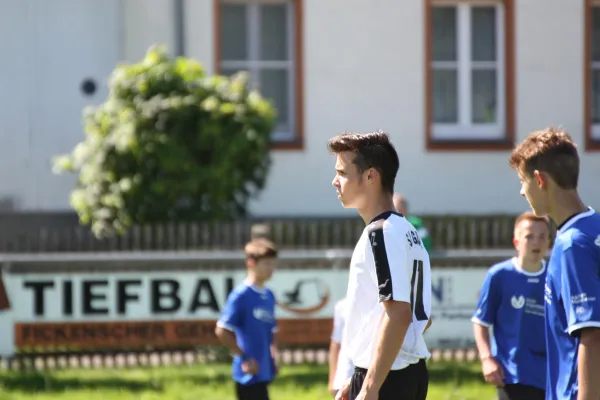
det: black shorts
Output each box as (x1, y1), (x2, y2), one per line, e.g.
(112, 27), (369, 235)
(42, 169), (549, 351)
(497, 383), (545, 400)
(349, 359), (428, 400)
(235, 381), (269, 400)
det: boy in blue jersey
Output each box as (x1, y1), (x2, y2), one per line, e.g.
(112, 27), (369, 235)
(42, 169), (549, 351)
(215, 238), (279, 400)
(509, 127), (600, 400)
(472, 211), (550, 400)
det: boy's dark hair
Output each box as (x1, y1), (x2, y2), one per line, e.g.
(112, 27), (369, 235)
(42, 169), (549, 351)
(244, 238), (278, 261)
(509, 127), (579, 189)
(327, 130), (399, 194)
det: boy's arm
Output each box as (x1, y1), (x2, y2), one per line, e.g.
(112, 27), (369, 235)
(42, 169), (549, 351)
(215, 292), (245, 356)
(270, 291), (279, 361)
(578, 328), (600, 400)
(362, 300), (412, 395)
(473, 323), (504, 386)
(215, 326), (244, 356)
(471, 269), (503, 386)
(473, 323), (493, 360)
(560, 242), (600, 400)
(270, 330), (279, 359)
(329, 301), (345, 392)
(360, 224), (414, 396)
(423, 318), (432, 333)
(328, 340), (341, 392)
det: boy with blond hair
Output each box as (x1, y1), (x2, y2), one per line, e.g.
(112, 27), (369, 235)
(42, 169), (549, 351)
(472, 211), (550, 400)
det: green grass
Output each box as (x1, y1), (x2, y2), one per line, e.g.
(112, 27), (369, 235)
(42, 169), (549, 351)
(0, 362), (496, 400)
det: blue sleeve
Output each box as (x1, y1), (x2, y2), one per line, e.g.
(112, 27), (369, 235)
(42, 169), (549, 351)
(217, 291), (244, 332)
(472, 270), (500, 327)
(269, 290), (278, 333)
(560, 240), (600, 336)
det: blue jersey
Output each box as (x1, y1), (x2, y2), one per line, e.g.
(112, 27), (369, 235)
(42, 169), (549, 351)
(217, 283), (277, 385)
(545, 208), (600, 400)
(472, 257), (547, 390)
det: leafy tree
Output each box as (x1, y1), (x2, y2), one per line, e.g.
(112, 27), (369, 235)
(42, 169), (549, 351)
(53, 45), (276, 237)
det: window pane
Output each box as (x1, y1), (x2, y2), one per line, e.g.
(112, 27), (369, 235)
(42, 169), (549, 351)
(471, 7), (496, 62)
(220, 4), (247, 61)
(220, 68), (240, 77)
(592, 8), (600, 62)
(432, 69), (458, 123)
(260, 4), (288, 61)
(260, 69), (289, 130)
(472, 69), (497, 123)
(432, 7), (457, 62)
(591, 69), (600, 123)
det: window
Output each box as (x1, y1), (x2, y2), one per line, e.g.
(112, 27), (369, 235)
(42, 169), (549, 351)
(216, 0), (303, 149)
(587, 1), (600, 149)
(426, 0), (514, 150)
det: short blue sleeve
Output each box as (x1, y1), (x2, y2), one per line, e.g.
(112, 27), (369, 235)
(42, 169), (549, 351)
(217, 291), (245, 332)
(472, 270), (500, 327)
(561, 240), (600, 336)
(268, 290), (278, 333)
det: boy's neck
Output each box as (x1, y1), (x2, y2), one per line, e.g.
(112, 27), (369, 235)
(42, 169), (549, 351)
(516, 256), (544, 273)
(358, 193), (395, 225)
(549, 190), (588, 228)
(245, 275), (265, 288)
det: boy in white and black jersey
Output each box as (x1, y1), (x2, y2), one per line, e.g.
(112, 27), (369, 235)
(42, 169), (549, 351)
(328, 131), (432, 400)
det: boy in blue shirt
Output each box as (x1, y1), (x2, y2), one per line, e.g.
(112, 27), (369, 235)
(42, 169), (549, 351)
(509, 127), (600, 400)
(472, 211), (550, 400)
(215, 238), (279, 400)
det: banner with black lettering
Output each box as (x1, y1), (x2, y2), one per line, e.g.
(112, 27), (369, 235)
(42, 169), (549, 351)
(3, 268), (487, 353)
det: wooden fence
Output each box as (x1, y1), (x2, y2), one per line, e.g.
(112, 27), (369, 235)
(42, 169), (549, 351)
(0, 212), (528, 252)
(0, 348), (480, 371)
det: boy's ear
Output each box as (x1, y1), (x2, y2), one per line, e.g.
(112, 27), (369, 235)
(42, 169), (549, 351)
(247, 258), (255, 269)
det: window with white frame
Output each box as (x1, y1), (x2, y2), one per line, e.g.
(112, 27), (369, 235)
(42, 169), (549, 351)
(591, 5), (600, 139)
(219, 0), (298, 143)
(430, 2), (505, 141)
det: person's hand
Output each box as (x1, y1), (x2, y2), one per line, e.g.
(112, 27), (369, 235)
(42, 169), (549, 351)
(241, 358), (259, 375)
(354, 389), (378, 400)
(334, 378), (351, 400)
(481, 356), (505, 387)
(328, 380), (336, 396)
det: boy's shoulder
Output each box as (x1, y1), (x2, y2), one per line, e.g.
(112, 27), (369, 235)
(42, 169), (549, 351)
(487, 258), (517, 278)
(265, 287), (277, 301)
(230, 283), (276, 300)
(227, 283), (253, 300)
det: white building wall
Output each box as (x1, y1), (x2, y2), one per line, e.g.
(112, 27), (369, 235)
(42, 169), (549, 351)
(123, 0), (177, 61)
(209, 0), (597, 216)
(0, 0), (597, 215)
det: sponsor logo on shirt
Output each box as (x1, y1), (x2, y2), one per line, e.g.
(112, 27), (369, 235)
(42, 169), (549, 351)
(511, 295), (525, 309)
(571, 293), (596, 305)
(252, 307), (275, 324)
(595, 234), (600, 247)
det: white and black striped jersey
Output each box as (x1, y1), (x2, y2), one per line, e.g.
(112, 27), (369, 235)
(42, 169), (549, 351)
(342, 211), (432, 370)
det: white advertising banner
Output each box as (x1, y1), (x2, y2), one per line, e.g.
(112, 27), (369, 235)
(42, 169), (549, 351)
(0, 267), (487, 355)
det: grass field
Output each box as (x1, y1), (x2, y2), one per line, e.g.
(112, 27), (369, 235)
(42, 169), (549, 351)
(0, 362), (496, 400)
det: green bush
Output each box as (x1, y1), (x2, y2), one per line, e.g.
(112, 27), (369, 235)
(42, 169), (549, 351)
(53, 45), (276, 237)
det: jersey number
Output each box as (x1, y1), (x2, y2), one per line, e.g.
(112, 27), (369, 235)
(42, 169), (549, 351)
(410, 259), (428, 321)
